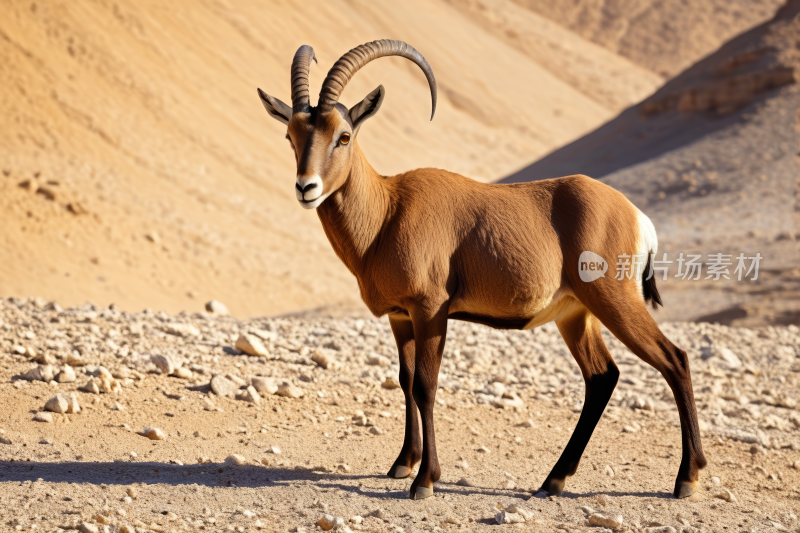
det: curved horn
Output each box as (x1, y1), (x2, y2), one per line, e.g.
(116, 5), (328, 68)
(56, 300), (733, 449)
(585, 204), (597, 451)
(318, 39), (437, 120)
(291, 45), (317, 113)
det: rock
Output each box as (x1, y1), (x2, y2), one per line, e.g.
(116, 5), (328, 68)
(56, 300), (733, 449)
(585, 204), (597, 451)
(226, 373), (247, 387)
(486, 382), (507, 397)
(236, 386), (261, 404)
(381, 377), (401, 390)
(588, 513), (624, 529)
(369, 426), (384, 435)
(210, 375), (238, 398)
(137, 427), (166, 440)
(276, 382), (304, 399)
(205, 300), (229, 315)
(78, 523), (99, 533)
(350, 516), (363, 525)
(20, 365), (57, 382)
(150, 354), (176, 375)
(316, 514), (336, 531)
(67, 353), (89, 366)
(164, 322), (199, 337)
(312, 349), (334, 369)
(33, 352), (56, 365)
(267, 446), (281, 454)
(202, 398), (217, 411)
(715, 488), (736, 502)
(505, 505), (533, 520)
(44, 394), (70, 414)
(578, 506), (595, 516)
(645, 527), (677, 533)
(172, 367), (192, 379)
(495, 511), (525, 524)
(750, 443), (768, 455)
(604, 465), (615, 477)
(260, 457), (270, 466)
(492, 391), (524, 409)
(224, 454), (247, 466)
(56, 365), (76, 383)
(367, 354), (390, 367)
(352, 414), (370, 426)
(0, 436), (12, 445)
(456, 477), (474, 487)
(111, 367), (132, 379)
(126, 487), (138, 499)
(251, 377), (278, 395)
(34, 412), (53, 423)
(235, 334), (270, 358)
(66, 394), (80, 413)
(710, 476), (721, 485)
(119, 525), (135, 533)
(85, 365), (112, 379)
(80, 375), (121, 394)
(703, 346), (742, 370)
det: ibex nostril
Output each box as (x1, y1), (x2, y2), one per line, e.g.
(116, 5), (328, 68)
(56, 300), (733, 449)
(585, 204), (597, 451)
(301, 183), (317, 193)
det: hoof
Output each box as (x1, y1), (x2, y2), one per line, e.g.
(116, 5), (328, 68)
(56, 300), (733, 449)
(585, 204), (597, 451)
(540, 477), (565, 496)
(528, 489), (549, 500)
(674, 480), (698, 499)
(387, 465), (413, 479)
(411, 485), (434, 500)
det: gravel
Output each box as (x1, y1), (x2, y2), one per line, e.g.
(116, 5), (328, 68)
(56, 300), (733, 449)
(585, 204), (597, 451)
(0, 296), (798, 531)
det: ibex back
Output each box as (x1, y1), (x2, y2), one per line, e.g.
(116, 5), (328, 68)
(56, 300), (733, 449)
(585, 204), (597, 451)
(257, 40), (706, 500)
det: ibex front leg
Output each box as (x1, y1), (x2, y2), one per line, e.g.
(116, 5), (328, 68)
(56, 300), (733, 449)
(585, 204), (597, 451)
(387, 317), (421, 479)
(408, 305), (448, 500)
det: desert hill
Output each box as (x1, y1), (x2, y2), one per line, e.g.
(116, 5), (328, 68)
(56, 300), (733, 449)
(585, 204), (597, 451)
(0, 0), (781, 317)
(507, 0), (785, 77)
(502, 0), (800, 326)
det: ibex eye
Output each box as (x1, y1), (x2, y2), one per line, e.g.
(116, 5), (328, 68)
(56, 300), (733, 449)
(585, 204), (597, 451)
(339, 133), (350, 145)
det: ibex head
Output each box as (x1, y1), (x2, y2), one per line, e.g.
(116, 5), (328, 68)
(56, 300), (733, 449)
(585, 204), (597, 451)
(257, 40), (437, 209)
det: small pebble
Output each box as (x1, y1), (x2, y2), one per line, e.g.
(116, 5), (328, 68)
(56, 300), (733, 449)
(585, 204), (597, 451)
(33, 412), (53, 423)
(225, 454), (248, 466)
(137, 426), (166, 440)
(588, 513), (624, 529)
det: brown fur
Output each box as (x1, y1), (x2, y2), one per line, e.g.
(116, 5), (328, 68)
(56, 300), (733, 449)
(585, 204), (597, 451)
(266, 85), (706, 501)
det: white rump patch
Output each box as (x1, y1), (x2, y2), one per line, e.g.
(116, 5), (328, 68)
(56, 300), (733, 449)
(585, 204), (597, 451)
(635, 209), (658, 298)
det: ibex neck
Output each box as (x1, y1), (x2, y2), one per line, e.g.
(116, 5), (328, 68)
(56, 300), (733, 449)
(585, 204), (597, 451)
(316, 145), (390, 277)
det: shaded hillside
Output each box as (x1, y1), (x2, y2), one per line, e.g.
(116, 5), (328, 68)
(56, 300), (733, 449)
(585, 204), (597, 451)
(503, 0), (800, 326)
(511, 0), (784, 77)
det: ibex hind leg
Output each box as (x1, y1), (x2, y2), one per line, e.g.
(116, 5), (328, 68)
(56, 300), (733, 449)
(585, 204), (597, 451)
(587, 297), (707, 498)
(540, 304), (618, 496)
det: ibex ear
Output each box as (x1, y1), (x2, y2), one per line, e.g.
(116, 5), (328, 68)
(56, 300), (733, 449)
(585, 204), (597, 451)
(257, 88), (292, 125)
(348, 85), (385, 133)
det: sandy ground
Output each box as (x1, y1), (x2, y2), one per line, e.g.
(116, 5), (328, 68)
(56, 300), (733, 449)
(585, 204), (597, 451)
(1, 298), (799, 532)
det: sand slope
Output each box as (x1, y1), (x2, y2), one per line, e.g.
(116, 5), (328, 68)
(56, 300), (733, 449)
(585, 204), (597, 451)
(0, 1), (778, 318)
(0, 0), (660, 318)
(510, 0), (785, 77)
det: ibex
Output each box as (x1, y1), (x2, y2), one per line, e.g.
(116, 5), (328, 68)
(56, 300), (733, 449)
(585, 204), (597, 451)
(257, 40), (706, 500)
